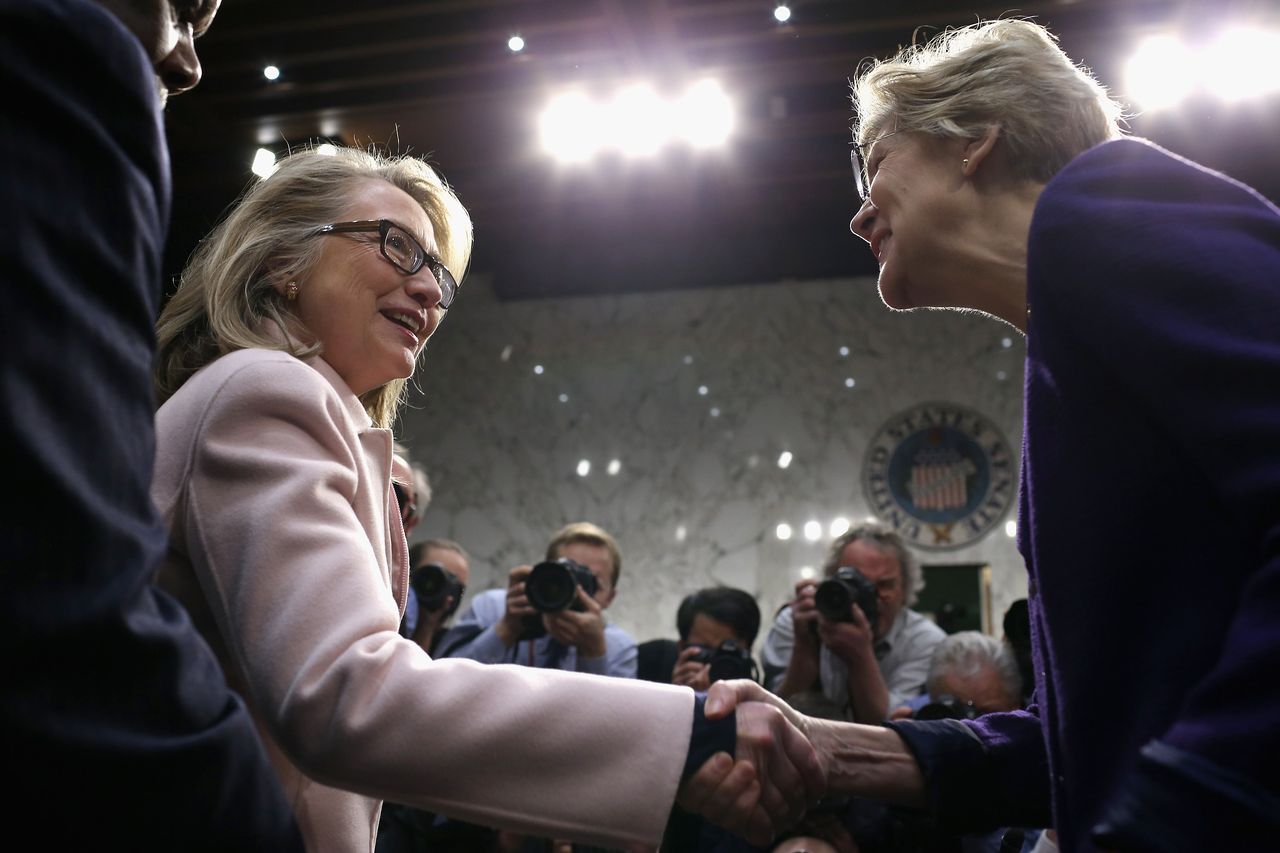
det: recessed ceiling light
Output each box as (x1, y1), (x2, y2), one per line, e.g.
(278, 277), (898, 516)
(507, 35), (525, 53)
(263, 65), (280, 81)
(774, 5), (792, 24)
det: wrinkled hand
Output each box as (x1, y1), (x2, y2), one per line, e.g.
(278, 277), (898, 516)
(495, 565), (534, 646)
(672, 644), (712, 691)
(543, 586), (608, 658)
(678, 694), (825, 845)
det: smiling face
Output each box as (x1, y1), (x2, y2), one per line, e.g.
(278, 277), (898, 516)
(95, 0), (220, 101)
(849, 130), (977, 312)
(290, 179), (446, 397)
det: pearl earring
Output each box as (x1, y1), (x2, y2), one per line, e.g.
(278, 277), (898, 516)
(285, 281), (299, 301)
(963, 158), (970, 168)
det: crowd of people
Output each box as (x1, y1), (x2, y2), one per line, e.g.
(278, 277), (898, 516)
(3, 2), (1276, 852)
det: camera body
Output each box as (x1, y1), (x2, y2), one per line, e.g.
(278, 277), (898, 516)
(526, 557), (599, 613)
(688, 639), (757, 684)
(814, 565), (880, 628)
(411, 563), (466, 617)
(914, 694), (980, 721)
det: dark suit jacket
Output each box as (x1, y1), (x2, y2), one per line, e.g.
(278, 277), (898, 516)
(0, 1), (300, 847)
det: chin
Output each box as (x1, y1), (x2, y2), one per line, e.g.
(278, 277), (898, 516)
(877, 273), (915, 311)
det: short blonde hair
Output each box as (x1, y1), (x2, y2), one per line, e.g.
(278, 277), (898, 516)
(853, 19), (1124, 184)
(155, 147), (472, 428)
(546, 522), (623, 588)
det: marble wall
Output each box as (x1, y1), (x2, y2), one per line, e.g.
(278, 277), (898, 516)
(399, 272), (1028, 651)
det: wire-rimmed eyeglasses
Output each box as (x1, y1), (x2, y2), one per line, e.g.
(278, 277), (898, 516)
(850, 130), (904, 202)
(311, 219), (459, 309)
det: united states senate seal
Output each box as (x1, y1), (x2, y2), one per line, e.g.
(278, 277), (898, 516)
(862, 402), (1015, 550)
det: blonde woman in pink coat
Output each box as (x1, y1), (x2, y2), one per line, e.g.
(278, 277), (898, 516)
(151, 148), (823, 853)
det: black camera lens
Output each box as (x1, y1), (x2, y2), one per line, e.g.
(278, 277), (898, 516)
(914, 695), (979, 721)
(526, 558), (598, 613)
(411, 563), (464, 615)
(690, 640), (757, 684)
(814, 565), (880, 627)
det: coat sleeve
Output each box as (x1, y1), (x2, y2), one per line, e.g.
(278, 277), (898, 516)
(182, 358), (696, 848)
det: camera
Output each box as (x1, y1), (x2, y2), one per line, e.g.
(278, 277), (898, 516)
(525, 558), (598, 613)
(411, 563), (465, 617)
(914, 694), (980, 721)
(689, 640), (757, 684)
(814, 565), (880, 627)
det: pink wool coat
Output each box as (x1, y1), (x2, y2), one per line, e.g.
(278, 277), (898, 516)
(152, 348), (694, 852)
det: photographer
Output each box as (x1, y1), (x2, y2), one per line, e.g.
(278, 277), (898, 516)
(915, 631), (1023, 721)
(760, 522), (944, 723)
(671, 587), (762, 691)
(439, 522), (635, 678)
(401, 539), (471, 656)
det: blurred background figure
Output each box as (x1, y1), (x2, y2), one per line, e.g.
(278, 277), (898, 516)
(761, 522), (944, 723)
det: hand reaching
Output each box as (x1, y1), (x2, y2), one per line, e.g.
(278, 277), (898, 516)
(677, 695), (825, 845)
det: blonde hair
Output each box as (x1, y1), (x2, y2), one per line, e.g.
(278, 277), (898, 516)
(546, 522), (623, 588)
(853, 19), (1124, 184)
(155, 147), (472, 428)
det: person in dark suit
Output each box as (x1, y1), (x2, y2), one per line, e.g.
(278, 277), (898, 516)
(0, 1), (300, 848)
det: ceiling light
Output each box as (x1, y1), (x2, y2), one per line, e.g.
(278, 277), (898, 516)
(263, 65), (280, 81)
(507, 35), (525, 53)
(251, 148), (276, 178)
(676, 525), (687, 542)
(608, 84), (672, 157)
(1005, 520), (1018, 538)
(1125, 36), (1196, 110)
(533, 364), (544, 375)
(776, 523), (793, 541)
(830, 517), (850, 538)
(539, 92), (601, 163)
(558, 393), (569, 403)
(1204, 27), (1280, 102)
(774, 5), (791, 23)
(844, 377), (855, 388)
(838, 345), (850, 357)
(777, 451), (793, 469)
(710, 407), (721, 418)
(797, 565), (816, 580)
(697, 385), (708, 396)
(607, 458), (621, 476)
(803, 520), (822, 541)
(675, 79), (734, 148)
(577, 459), (591, 477)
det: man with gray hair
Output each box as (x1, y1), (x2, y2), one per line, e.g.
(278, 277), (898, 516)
(761, 521), (945, 723)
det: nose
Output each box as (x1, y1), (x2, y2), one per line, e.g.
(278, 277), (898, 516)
(158, 26), (202, 97)
(849, 197), (877, 245)
(405, 266), (445, 309)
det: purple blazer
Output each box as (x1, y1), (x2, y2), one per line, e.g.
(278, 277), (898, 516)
(889, 138), (1280, 851)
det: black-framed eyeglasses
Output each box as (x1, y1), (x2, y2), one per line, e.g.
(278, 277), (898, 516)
(311, 219), (459, 309)
(850, 129), (904, 202)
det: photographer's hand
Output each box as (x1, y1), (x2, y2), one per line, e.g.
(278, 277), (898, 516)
(817, 606), (889, 724)
(543, 586), (608, 658)
(672, 645), (713, 690)
(495, 565), (534, 647)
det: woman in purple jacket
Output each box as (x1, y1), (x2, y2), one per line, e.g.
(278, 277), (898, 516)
(708, 18), (1280, 853)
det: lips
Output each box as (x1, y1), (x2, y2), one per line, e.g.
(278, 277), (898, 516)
(871, 230), (892, 263)
(381, 308), (427, 347)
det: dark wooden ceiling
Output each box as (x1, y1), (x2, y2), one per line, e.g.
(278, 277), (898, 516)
(164, 0), (1279, 300)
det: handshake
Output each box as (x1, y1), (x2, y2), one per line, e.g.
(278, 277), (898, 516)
(675, 680), (925, 846)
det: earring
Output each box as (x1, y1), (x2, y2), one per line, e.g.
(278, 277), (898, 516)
(962, 158), (970, 168)
(285, 280), (299, 301)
